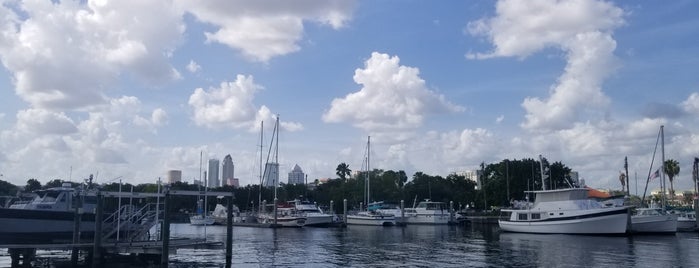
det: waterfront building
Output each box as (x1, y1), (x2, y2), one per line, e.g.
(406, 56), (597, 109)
(222, 155), (235, 187)
(226, 178), (240, 188)
(208, 158), (220, 188)
(288, 164), (305, 185)
(193, 179), (203, 186)
(263, 162), (279, 187)
(167, 170), (182, 184)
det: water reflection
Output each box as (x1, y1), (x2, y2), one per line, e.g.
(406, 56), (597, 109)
(1, 223), (697, 267)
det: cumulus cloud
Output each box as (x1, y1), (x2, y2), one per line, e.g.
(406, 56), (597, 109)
(467, 0), (625, 131)
(682, 92), (699, 115)
(188, 74), (302, 132)
(323, 52), (464, 132)
(15, 108), (77, 135)
(180, 0), (356, 62)
(0, 0), (184, 110)
(187, 60), (201, 73)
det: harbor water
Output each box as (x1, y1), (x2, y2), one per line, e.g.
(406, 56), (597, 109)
(1, 223), (698, 267)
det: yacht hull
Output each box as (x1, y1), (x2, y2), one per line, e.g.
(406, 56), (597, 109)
(630, 214), (677, 233)
(499, 208), (629, 234)
(0, 208), (96, 244)
(402, 214), (450, 225)
(303, 214), (334, 227)
(346, 214), (395, 226)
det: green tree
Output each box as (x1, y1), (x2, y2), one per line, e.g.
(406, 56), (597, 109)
(25, 178), (41, 192)
(44, 179), (64, 188)
(0, 179), (18, 196)
(663, 159), (680, 199)
(336, 162), (352, 180)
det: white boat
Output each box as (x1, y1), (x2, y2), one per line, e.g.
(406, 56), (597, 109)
(346, 136), (396, 227)
(211, 203), (241, 225)
(289, 200), (333, 227)
(404, 200), (451, 225)
(0, 183), (98, 243)
(499, 188), (630, 235)
(631, 126), (677, 234)
(374, 200), (451, 225)
(630, 208), (677, 234)
(257, 206), (306, 227)
(190, 198), (215, 226)
(189, 214), (215, 225)
(346, 211), (395, 226)
(676, 211), (697, 231)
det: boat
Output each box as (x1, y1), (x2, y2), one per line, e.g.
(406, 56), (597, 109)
(0, 180), (158, 244)
(403, 200), (451, 225)
(373, 200), (452, 225)
(189, 198), (215, 225)
(190, 151), (215, 226)
(211, 203), (241, 225)
(289, 199), (333, 227)
(0, 183), (98, 243)
(346, 136), (396, 226)
(630, 208), (677, 233)
(257, 204), (306, 227)
(676, 211), (697, 231)
(632, 125), (677, 234)
(498, 188), (630, 234)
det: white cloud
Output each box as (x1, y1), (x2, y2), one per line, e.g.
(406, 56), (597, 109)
(15, 108), (77, 135)
(682, 92), (699, 115)
(323, 52), (464, 133)
(187, 60), (201, 73)
(467, 0), (624, 132)
(0, 0), (184, 110)
(496, 115), (504, 124)
(188, 74), (302, 132)
(180, 0), (356, 62)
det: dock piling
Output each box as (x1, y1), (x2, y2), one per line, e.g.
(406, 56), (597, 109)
(161, 188), (171, 267)
(92, 191), (103, 268)
(400, 200), (405, 225)
(343, 199), (347, 225)
(71, 192), (82, 266)
(225, 196), (233, 267)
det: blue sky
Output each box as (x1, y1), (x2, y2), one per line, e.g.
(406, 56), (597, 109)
(1, 0), (698, 194)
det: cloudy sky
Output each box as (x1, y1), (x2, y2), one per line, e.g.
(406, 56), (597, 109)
(1, 0), (698, 193)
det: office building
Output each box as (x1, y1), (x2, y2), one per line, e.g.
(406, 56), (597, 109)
(208, 158), (220, 188)
(222, 154), (235, 187)
(288, 164), (305, 185)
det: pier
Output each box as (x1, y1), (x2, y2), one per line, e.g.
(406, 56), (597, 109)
(0, 187), (237, 267)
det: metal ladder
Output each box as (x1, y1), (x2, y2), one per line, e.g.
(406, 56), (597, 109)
(101, 203), (161, 241)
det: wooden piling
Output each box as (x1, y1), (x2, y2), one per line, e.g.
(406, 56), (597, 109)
(343, 199), (347, 225)
(225, 196), (233, 267)
(92, 191), (103, 268)
(71, 192), (82, 266)
(161, 189), (171, 267)
(400, 200), (405, 225)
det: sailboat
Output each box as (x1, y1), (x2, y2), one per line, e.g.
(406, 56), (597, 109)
(631, 125), (677, 234)
(190, 151), (215, 225)
(255, 116), (306, 227)
(346, 136), (396, 226)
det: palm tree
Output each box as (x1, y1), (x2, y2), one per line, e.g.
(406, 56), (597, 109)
(663, 159), (680, 199)
(336, 162), (352, 181)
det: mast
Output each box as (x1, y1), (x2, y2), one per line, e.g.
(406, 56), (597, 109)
(274, 116), (279, 201)
(660, 125), (666, 212)
(367, 136), (371, 206)
(258, 121), (263, 215)
(539, 155), (546, 190)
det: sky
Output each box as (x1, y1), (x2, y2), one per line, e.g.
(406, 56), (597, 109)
(1, 0), (698, 194)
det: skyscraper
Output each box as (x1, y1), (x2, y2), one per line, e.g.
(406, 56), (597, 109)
(208, 158), (220, 188)
(288, 164), (305, 185)
(222, 154), (235, 187)
(263, 162), (279, 187)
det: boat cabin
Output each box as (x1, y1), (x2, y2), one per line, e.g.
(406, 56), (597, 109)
(9, 183), (97, 212)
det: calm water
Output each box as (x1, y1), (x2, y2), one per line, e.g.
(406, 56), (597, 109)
(2, 223), (698, 267)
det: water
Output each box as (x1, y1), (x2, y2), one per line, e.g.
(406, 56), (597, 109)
(2, 224), (698, 267)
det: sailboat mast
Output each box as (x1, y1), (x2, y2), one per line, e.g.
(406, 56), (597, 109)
(660, 125), (666, 212)
(258, 121), (263, 214)
(274, 116), (279, 200)
(367, 136), (371, 206)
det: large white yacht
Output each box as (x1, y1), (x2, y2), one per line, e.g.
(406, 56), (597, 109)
(499, 188), (630, 234)
(375, 200), (451, 225)
(257, 204), (306, 227)
(346, 210), (396, 226)
(289, 200), (334, 227)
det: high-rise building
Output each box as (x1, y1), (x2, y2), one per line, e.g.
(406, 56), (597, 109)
(167, 170), (182, 184)
(226, 178), (240, 188)
(222, 154), (235, 187)
(263, 162), (279, 187)
(208, 158), (220, 188)
(288, 164), (305, 185)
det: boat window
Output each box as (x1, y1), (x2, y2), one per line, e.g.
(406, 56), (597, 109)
(41, 191), (61, 202)
(531, 213), (541, 220)
(518, 213), (528, 221)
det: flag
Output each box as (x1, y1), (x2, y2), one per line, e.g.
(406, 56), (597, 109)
(649, 169), (660, 181)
